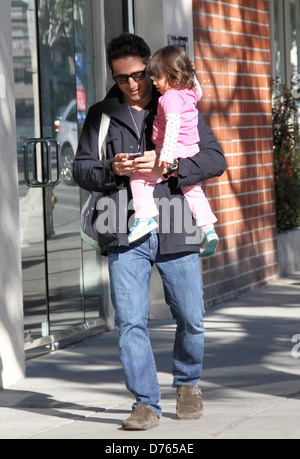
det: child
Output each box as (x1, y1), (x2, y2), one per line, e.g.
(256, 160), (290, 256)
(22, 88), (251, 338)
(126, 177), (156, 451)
(129, 45), (219, 257)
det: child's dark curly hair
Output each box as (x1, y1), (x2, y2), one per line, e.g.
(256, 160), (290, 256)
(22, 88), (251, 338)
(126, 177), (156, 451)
(107, 33), (151, 70)
(148, 45), (196, 90)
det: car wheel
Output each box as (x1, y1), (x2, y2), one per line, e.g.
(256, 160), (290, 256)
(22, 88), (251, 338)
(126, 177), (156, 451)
(61, 145), (76, 186)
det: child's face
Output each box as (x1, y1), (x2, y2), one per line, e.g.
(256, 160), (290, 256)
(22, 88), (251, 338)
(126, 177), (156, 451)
(152, 75), (171, 95)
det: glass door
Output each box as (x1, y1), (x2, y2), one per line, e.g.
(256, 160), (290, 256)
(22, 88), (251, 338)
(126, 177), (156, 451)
(12, 0), (49, 341)
(36, 0), (84, 334)
(12, 0), (101, 350)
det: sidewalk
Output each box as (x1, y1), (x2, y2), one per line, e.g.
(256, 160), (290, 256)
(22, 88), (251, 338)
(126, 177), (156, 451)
(0, 275), (300, 439)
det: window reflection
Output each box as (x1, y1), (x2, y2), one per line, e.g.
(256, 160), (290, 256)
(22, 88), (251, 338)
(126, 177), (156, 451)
(272, 0), (300, 86)
(290, 0), (300, 74)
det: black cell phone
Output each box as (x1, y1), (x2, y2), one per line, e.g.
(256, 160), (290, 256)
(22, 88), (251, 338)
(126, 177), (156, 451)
(128, 152), (144, 159)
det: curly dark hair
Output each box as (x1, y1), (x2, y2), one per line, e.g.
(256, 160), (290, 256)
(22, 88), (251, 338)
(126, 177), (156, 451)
(107, 33), (151, 70)
(148, 46), (196, 90)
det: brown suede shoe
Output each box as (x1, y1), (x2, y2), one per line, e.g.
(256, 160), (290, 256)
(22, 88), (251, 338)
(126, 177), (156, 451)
(122, 403), (160, 430)
(176, 385), (204, 420)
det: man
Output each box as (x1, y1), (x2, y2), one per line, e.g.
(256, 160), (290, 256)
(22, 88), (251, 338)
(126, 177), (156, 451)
(73, 33), (226, 431)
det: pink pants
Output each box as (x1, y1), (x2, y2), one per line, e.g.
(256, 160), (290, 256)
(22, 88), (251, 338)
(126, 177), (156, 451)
(130, 144), (217, 227)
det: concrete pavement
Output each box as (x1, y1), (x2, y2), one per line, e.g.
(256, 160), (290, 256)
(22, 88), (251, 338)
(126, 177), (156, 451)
(0, 274), (300, 439)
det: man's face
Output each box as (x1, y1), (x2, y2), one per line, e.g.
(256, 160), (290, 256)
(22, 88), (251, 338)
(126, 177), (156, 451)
(111, 56), (152, 107)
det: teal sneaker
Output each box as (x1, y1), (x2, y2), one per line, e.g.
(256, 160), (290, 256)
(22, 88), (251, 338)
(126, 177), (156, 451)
(200, 230), (219, 258)
(128, 218), (158, 243)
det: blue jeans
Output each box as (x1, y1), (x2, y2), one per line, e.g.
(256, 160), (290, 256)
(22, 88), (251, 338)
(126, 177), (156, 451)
(108, 232), (205, 418)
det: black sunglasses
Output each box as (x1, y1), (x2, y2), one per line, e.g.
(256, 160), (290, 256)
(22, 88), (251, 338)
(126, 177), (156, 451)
(113, 69), (147, 85)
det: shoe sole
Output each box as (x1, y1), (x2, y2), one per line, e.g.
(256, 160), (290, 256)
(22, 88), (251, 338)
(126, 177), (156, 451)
(128, 222), (158, 244)
(200, 237), (219, 258)
(177, 411), (204, 420)
(122, 421), (159, 431)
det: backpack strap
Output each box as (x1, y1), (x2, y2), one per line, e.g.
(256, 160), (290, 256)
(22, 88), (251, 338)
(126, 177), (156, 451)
(98, 113), (111, 160)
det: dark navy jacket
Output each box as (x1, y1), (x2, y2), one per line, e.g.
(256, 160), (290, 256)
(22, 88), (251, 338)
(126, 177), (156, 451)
(73, 84), (226, 255)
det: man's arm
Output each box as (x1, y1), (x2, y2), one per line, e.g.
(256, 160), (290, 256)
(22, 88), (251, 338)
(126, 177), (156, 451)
(177, 113), (226, 187)
(73, 105), (118, 192)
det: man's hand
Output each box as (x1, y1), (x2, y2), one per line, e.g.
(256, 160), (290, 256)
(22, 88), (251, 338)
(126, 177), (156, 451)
(112, 153), (137, 176)
(158, 160), (172, 169)
(112, 151), (173, 177)
(133, 150), (168, 177)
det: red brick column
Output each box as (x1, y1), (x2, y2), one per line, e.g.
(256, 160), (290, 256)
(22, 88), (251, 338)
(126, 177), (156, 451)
(193, 0), (278, 305)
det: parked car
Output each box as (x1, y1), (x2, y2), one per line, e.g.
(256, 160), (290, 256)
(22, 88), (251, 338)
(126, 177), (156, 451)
(54, 100), (83, 186)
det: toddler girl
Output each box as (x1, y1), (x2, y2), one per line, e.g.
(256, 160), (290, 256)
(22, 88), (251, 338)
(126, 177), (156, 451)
(129, 45), (218, 257)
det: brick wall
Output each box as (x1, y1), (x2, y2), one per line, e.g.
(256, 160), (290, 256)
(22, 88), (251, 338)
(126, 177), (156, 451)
(193, 0), (279, 305)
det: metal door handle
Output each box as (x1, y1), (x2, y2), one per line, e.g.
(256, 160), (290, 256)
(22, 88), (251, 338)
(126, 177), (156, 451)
(23, 138), (61, 188)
